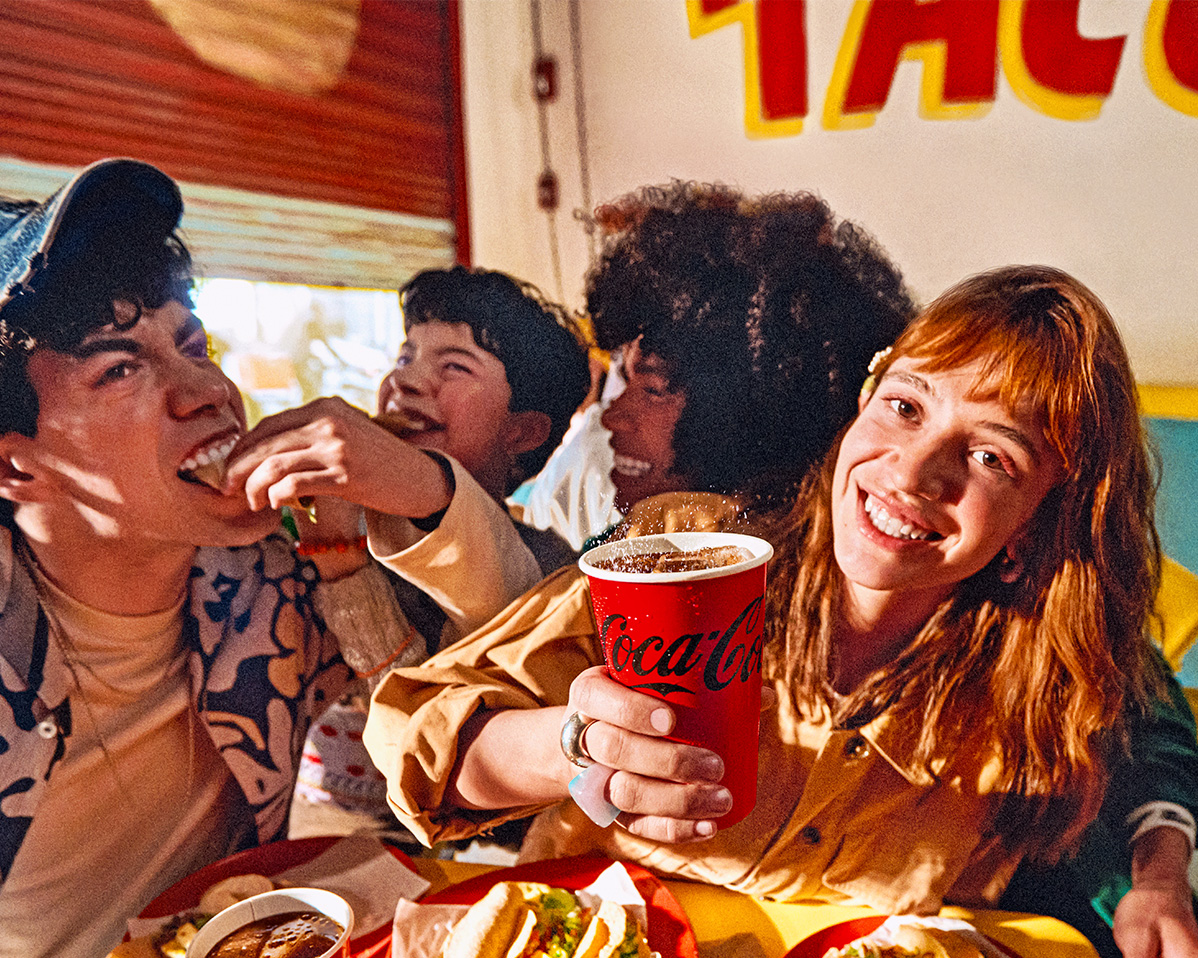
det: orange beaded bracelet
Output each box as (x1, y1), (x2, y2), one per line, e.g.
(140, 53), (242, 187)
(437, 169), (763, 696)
(295, 535), (368, 556)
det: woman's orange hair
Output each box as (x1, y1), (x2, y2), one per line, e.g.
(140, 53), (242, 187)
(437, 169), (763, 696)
(764, 265), (1163, 859)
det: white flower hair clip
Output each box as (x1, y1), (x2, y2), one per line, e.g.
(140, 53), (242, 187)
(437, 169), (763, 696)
(860, 346), (893, 401)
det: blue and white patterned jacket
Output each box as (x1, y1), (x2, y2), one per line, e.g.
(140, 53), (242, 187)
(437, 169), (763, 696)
(0, 526), (352, 884)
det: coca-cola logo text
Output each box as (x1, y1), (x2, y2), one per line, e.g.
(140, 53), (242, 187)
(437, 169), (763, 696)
(600, 597), (763, 698)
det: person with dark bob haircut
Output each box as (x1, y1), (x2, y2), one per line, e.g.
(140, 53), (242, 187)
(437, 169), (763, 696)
(584, 180), (915, 519)
(227, 261), (592, 662)
(399, 264), (592, 494)
(228, 264), (592, 842)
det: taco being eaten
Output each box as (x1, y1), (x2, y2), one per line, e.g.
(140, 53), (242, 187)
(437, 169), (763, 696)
(179, 434), (239, 491)
(440, 881), (650, 958)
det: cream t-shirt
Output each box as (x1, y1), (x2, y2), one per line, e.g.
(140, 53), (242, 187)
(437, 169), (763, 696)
(0, 565), (252, 958)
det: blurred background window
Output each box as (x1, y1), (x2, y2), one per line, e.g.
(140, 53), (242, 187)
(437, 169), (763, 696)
(196, 279), (402, 423)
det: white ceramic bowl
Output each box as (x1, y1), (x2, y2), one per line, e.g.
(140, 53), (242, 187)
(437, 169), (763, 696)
(185, 887), (353, 958)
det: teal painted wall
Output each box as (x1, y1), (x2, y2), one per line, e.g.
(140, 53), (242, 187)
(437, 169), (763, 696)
(1147, 417), (1198, 577)
(1145, 417), (1198, 687)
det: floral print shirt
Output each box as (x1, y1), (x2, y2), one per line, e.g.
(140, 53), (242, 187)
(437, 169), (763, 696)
(0, 527), (351, 884)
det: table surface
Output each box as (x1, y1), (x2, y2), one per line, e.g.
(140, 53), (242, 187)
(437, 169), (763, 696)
(409, 857), (1101, 958)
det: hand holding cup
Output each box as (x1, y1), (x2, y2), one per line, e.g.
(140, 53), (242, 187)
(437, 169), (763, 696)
(573, 532), (774, 837)
(563, 666), (733, 842)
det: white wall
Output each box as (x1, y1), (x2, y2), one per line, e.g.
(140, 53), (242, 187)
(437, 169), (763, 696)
(460, 0), (1198, 386)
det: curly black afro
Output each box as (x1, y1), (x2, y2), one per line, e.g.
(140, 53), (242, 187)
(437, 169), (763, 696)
(586, 181), (916, 504)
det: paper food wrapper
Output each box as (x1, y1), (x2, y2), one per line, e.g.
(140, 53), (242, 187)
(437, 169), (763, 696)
(391, 862), (650, 958)
(127, 835), (429, 942)
(830, 915), (1006, 958)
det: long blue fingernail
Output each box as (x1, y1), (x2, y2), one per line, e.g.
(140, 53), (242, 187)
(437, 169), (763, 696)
(568, 765), (620, 827)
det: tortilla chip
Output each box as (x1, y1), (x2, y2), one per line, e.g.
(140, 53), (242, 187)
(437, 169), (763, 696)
(893, 926), (985, 958)
(198, 873), (274, 915)
(105, 938), (159, 958)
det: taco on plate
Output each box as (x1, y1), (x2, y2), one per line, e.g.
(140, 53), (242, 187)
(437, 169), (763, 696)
(440, 881), (650, 958)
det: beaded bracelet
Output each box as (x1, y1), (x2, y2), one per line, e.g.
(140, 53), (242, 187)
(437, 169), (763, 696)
(295, 535), (368, 556)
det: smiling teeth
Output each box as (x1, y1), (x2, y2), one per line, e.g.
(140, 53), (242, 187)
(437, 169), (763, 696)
(865, 494), (933, 541)
(612, 454), (652, 477)
(180, 437), (239, 489)
(181, 437), (237, 474)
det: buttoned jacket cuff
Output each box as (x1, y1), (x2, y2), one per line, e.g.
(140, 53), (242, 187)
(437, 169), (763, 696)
(1127, 800), (1197, 850)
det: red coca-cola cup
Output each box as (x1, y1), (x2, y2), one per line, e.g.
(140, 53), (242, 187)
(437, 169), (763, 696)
(579, 532), (773, 826)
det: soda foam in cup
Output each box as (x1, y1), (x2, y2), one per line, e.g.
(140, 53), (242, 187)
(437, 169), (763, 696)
(578, 531), (773, 826)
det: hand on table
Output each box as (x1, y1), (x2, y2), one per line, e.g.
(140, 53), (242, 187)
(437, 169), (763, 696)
(566, 666), (732, 843)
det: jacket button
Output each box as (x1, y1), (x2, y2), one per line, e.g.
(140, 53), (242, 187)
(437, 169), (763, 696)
(844, 736), (870, 759)
(800, 825), (821, 845)
(36, 719), (58, 739)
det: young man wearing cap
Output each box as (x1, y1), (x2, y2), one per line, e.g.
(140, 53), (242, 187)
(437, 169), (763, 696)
(0, 159), (461, 957)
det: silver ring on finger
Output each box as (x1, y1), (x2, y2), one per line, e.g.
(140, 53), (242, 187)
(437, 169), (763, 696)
(560, 710), (598, 768)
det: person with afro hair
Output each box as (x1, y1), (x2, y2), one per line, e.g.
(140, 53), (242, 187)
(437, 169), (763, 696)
(582, 180), (914, 536)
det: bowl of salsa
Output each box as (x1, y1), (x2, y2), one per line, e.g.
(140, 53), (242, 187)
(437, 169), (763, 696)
(184, 887), (353, 958)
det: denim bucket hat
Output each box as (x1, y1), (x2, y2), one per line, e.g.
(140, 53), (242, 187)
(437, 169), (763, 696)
(0, 157), (182, 316)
